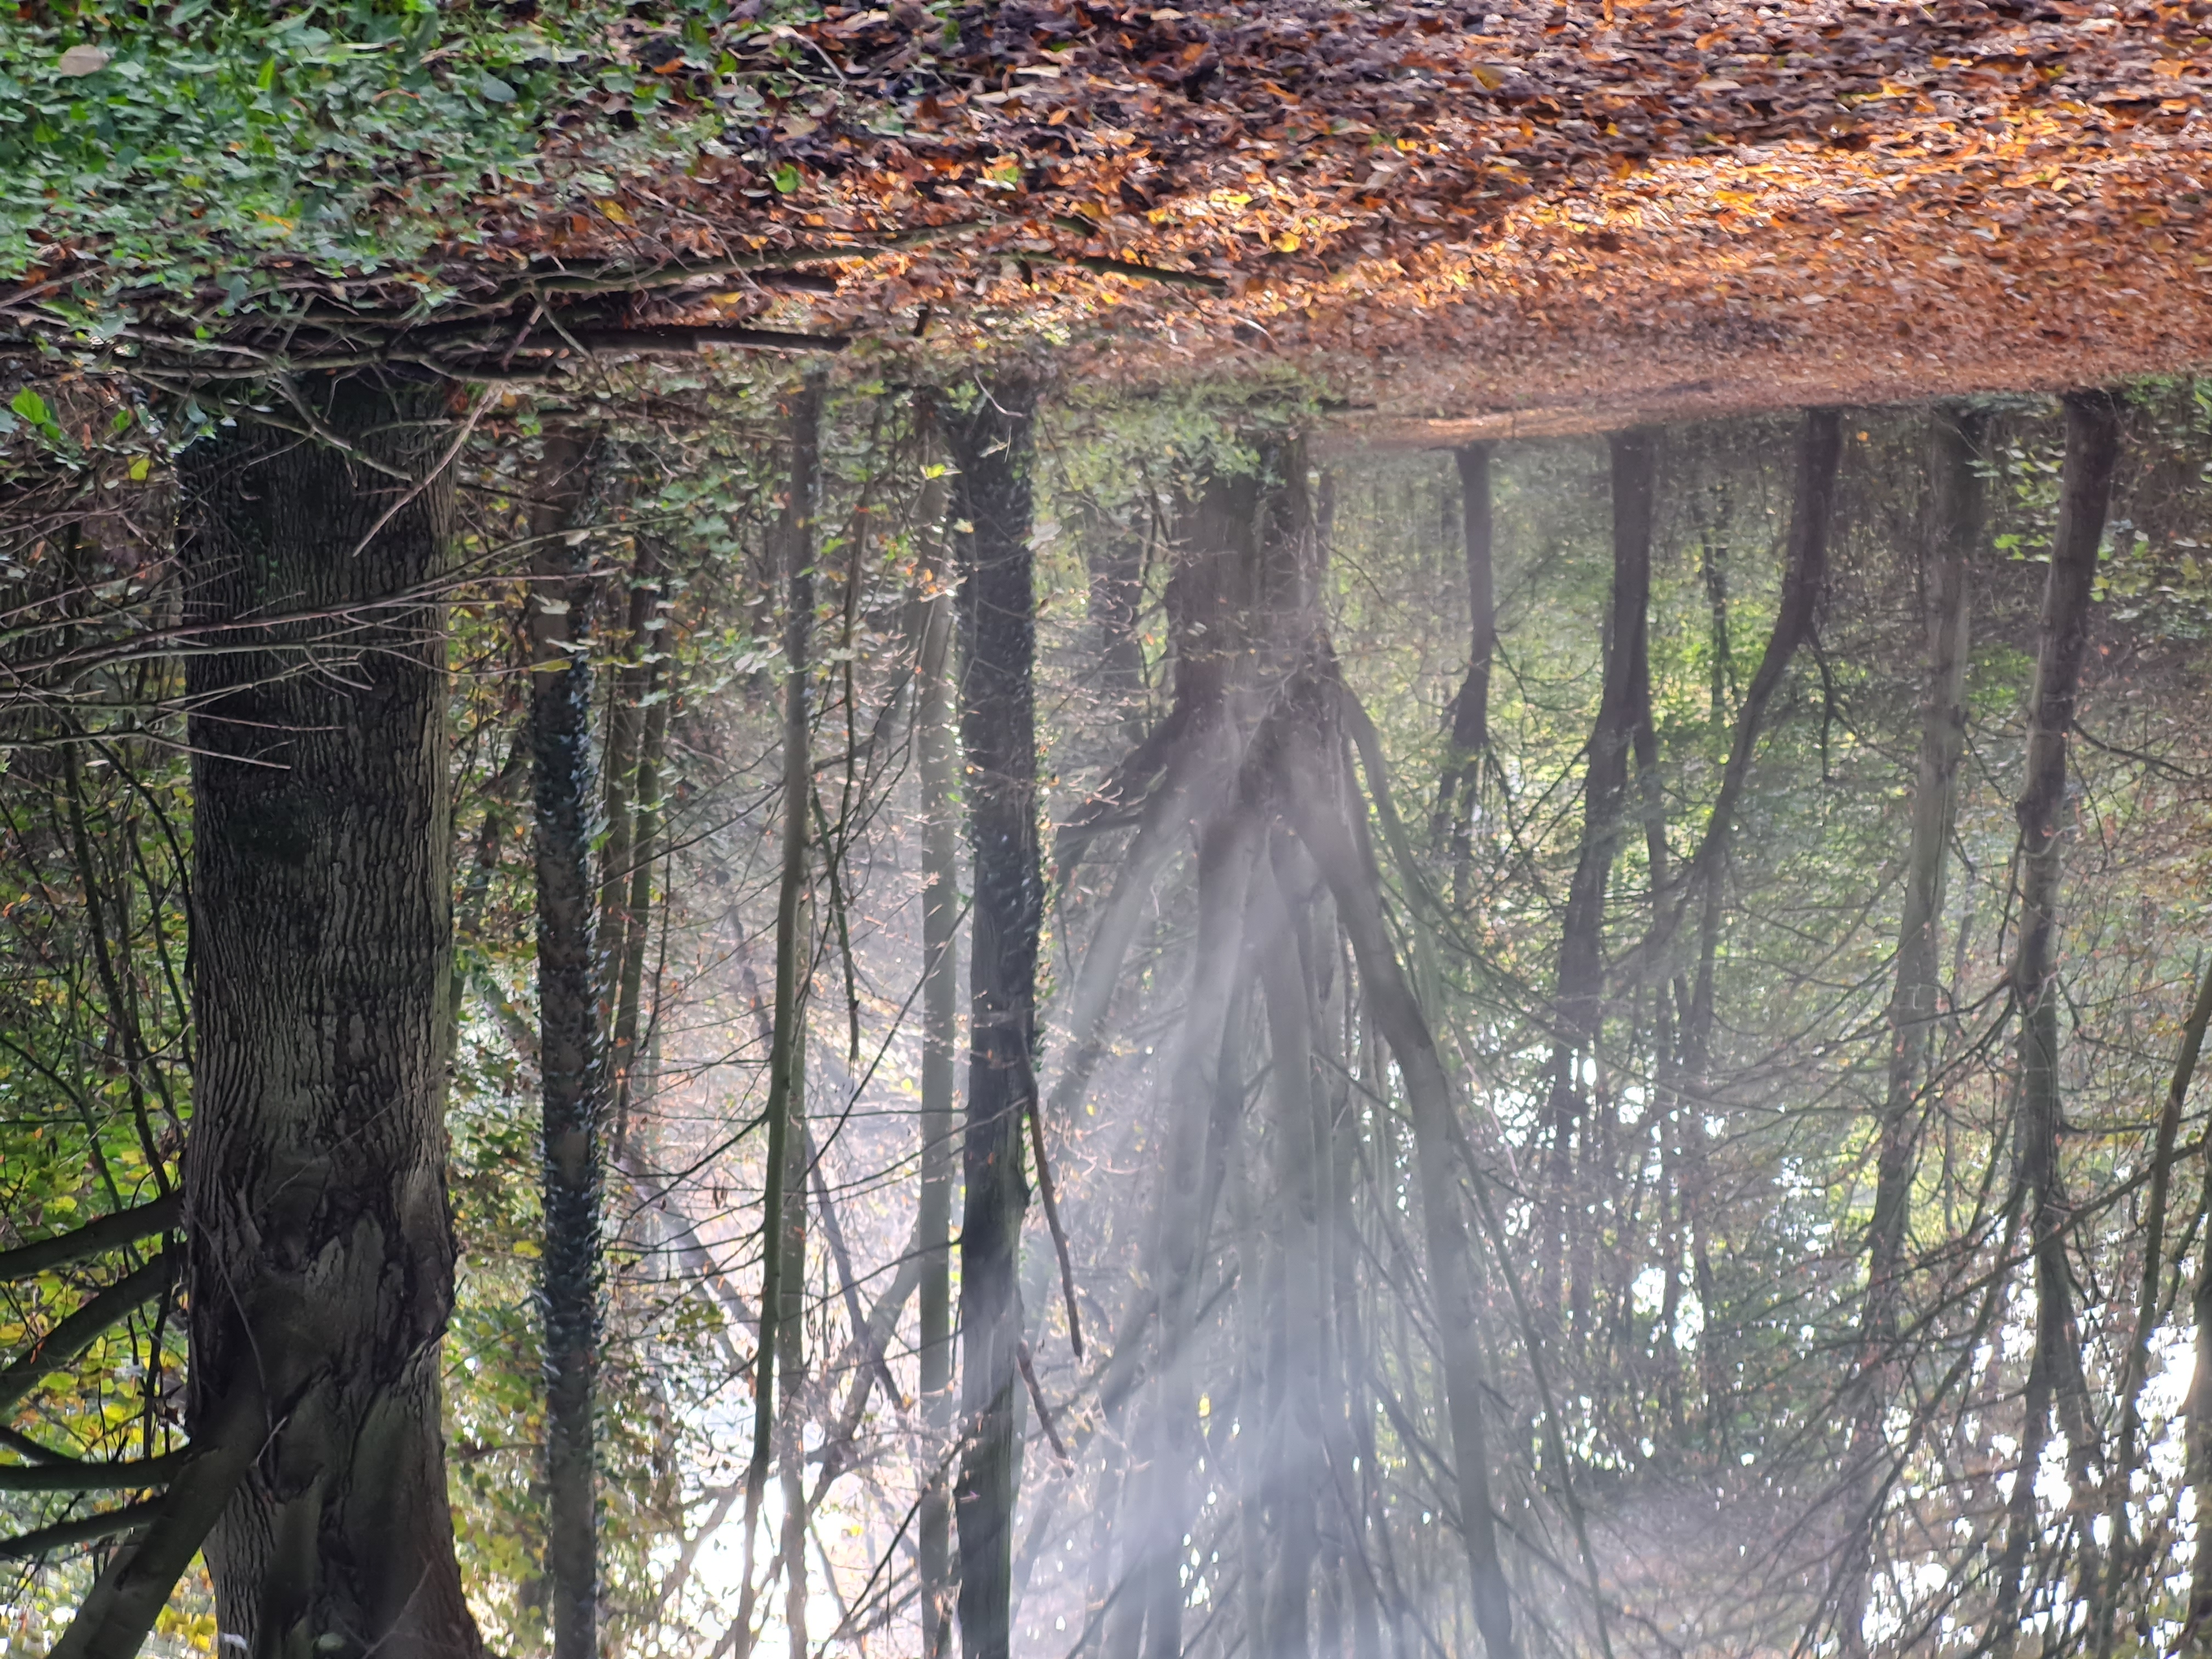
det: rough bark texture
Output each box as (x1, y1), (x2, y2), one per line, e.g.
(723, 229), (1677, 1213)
(527, 430), (607, 1659)
(1990, 387), (2119, 1657)
(1838, 407), (1980, 1656)
(948, 380), (1042, 1659)
(177, 374), (485, 1659)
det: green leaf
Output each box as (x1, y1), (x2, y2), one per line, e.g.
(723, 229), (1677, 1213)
(9, 388), (51, 427)
(770, 161), (801, 194)
(478, 72), (515, 103)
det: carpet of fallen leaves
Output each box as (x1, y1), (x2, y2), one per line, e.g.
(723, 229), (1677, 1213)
(170, 0), (2212, 428)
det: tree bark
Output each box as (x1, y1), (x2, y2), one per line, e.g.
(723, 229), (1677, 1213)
(176, 375), (486, 1659)
(737, 374), (822, 1655)
(1254, 847), (1327, 1659)
(912, 435), (961, 1659)
(1540, 427), (1656, 1324)
(1434, 442), (1496, 894)
(947, 379), (1042, 1659)
(1989, 387), (2120, 1658)
(527, 430), (608, 1659)
(1838, 406), (1981, 1656)
(2106, 956), (2212, 1657)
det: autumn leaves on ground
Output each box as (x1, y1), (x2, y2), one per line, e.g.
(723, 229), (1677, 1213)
(485, 0), (2212, 433)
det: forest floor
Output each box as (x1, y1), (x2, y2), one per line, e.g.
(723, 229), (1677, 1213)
(23, 0), (2207, 431)
(504, 0), (2212, 432)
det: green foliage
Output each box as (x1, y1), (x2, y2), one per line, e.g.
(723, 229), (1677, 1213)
(1, 0), (721, 309)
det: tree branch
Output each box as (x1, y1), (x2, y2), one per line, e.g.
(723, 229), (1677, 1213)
(0, 1502), (165, 1561)
(0, 1195), (179, 1283)
(0, 1450), (191, 1492)
(0, 1252), (178, 1418)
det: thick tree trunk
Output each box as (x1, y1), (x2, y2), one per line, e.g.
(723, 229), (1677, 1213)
(913, 448), (960, 1659)
(1541, 427), (1656, 1323)
(737, 375), (821, 1654)
(527, 431), (610, 1659)
(176, 376), (486, 1659)
(947, 380), (1042, 1659)
(1989, 387), (2119, 1658)
(1838, 407), (1981, 1656)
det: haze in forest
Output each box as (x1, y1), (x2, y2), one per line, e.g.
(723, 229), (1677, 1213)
(8, 2), (2212, 1658)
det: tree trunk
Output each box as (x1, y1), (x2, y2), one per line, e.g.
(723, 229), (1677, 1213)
(175, 376), (486, 1659)
(1541, 427), (1656, 1325)
(737, 374), (822, 1654)
(528, 430), (610, 1659)
(1434, 442), (1496, 895)
(2106, 956), (2212, 1657)
(1086, 498), (1148, 742)
(1677, 409), (1842, 896)
(1989, 387), (2120, 1658)
(947, 380), (1043, 1659)
(913, 438), (961, 1659)
(1255, 846), (1326, 1659)
(1267, 672), (1519, 1659)
(1839, 406), (1981, 1656)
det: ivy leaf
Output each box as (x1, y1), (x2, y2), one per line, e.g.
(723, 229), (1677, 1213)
(478, 72), (516, 103)
(770, 161), (802, 193)
(9, 388), (53, 430)
(56, 43), (111, 76)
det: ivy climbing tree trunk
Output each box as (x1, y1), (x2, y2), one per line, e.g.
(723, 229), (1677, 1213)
(947, 380), (1042, 1659)
(1989, 387), (2120, 1658)
(528, 430), (608, 1659)
(174, 375), (487, 1659)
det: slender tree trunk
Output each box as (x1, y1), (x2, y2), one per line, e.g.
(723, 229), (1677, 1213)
(610, 686), (669, 1158)
(913, 442), (960, 1659)
(1541, 428), (1656, 1324)
(1255, 847), (1327, 1659)
(2104, 957), (2212, 1656)
(174, 377), (486, 1659)
(1989, 387), (2120, 1657)
(602, 529), (665, 1150)
(1087, 499), (1148, 741)
(776, 1100), (809, 1659)
(1671, 408), (1842, 1432)
(1838, 407), (1982, 1657)
(947, 380), (1043, 1659)
(1435, 442), (1496, 898)
(737, 375), (822, 1655)
(2184, 955), (2212, 1654)
(528, 431), (610, 1659)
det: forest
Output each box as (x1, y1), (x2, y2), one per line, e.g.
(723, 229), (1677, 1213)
(5, 0), (2212, 1656)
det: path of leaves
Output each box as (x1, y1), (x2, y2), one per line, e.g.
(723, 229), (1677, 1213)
(41, 0), (2212, 427)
